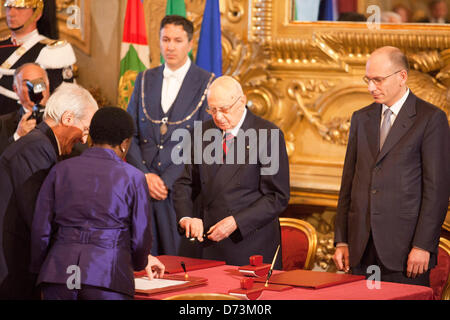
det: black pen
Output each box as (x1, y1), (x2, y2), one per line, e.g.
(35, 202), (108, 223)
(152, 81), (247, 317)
(180, 261), (188, 279)
(265, 244), (280, 287)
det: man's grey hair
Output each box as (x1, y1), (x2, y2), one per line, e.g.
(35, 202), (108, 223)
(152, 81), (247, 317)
(44, 82), (98, 123)
(13, 62), (49, 87)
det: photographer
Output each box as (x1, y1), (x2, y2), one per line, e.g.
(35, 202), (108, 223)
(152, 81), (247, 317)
(0, 63), (49, 155)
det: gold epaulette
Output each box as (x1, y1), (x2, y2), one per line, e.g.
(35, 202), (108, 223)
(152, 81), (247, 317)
(39, 38), (67, 48)
(0, 34), (11, 42)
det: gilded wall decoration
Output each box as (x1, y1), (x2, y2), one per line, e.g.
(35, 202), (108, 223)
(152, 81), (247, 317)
(55, 0), (91, 55)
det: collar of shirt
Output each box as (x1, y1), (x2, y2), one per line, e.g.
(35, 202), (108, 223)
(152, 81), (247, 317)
(163, 58), (191, 82)
(225, 107), (247, 137)
(11, 29), (39, 46)
(382, 88), (409, 122)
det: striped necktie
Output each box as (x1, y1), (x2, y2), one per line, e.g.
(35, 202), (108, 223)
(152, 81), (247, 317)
(222, 132), (234, 155)
(380, 108), (393, 150)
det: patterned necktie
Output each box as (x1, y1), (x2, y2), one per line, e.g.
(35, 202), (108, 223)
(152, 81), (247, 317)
(222, 132), (234, 155)
(380, 108), (393, 150)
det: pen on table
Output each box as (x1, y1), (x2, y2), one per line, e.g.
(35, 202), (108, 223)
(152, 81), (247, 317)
(180, 261), (189, 279)
(264, 244), (280, 288)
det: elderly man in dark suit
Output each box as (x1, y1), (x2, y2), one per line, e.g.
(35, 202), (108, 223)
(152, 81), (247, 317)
(0, 62), (50, 155)
(0, 83), (98, 299)
(333, 46), (450, 286)
(173, 76), (290, 268)
(126, 15), (213, 256)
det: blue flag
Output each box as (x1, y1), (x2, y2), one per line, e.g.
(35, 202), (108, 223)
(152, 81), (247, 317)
(196, 0), (222, 76)
(319, 0), (338, 21)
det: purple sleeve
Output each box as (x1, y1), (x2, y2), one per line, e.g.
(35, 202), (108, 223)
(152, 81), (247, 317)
(130, 172), (153, 271)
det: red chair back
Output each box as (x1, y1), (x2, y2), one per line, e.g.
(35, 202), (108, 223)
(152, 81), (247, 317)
(279, 218), (317, 270)
(430, 238), (450, 300)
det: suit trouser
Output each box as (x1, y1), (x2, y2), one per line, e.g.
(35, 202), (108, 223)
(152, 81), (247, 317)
(0, 272), (40, 300)
(351, 233), (430, 287)
(41, 283), (132, 300)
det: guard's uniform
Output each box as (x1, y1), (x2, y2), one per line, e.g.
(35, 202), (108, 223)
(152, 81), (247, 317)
(0, 30), (76, 115)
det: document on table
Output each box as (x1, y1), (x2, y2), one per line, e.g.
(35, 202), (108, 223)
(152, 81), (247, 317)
(135, 277), (188, 290)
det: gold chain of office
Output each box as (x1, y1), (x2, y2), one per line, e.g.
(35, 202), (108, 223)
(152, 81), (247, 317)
(140, 70), (215, 135)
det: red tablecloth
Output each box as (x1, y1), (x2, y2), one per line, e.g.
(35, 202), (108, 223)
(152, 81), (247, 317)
(135, 265), (433, 300)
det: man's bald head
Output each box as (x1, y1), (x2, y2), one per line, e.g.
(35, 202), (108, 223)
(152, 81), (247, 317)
(365, 46), (409, 107)
(208, 76), (244, 101)
(207, 76), (246, 131)
(370, 46), (410, 74)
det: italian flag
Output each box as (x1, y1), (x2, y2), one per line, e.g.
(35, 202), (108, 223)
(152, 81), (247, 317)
(118, 0), (150, 109)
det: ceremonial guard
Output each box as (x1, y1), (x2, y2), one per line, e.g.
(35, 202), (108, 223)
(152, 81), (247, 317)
(0, 0), (76, 115)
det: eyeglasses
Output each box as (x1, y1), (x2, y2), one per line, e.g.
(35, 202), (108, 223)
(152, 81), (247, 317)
(363, 70), (402, 86)
(75, 117), (90, 134)
(206, 96), (242, 116)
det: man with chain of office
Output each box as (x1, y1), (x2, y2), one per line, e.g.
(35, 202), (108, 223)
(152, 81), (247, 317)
(126, 15), (213, 257)
(0, 0), (76, 116)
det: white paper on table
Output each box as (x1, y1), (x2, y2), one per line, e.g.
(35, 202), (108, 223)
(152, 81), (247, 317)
(135, 277), (188, 291)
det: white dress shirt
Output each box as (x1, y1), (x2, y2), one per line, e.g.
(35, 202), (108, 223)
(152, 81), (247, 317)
(380, 88), (410, 129)
(161, 58), (191, 113)
(11, 29), (39, 46)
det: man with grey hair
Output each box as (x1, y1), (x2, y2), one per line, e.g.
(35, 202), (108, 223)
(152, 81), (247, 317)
(173, 76), (290, 267)
(0, 82), (98, 299)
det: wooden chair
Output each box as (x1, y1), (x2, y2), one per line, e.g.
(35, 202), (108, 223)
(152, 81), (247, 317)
(279, 217), (317, 270)
(164, 293), (241, 300)
(430, 237), (450, 300)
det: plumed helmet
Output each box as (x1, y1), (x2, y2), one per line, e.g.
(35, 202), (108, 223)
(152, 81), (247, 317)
(4, 0), (58, 39)
(3, 0), (44, 10)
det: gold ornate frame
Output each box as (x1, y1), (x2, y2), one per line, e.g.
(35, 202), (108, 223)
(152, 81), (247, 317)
(55, 0), (91, 55)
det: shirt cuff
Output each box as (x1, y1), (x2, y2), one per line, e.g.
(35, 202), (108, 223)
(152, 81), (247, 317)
(13, 132), (21, 141)
(336, 242), (348, 247)
(179, 217), (191, 224)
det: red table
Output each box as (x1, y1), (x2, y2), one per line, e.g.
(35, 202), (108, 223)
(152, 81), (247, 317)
(135, 264), (433, 300)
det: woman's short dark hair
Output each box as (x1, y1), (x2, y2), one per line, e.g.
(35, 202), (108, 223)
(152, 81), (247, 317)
(160, 15), (194, 41)
(89, 107), (135, 147)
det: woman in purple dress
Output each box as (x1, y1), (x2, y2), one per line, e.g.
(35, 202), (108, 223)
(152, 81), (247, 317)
(30, 107), (164, 300)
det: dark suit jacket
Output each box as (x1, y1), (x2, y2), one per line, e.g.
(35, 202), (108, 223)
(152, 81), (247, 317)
(334, 92), (450, 271)
(0, 109), (22, 156)
(0, 122), (59, 299)
(173, 109), (290, 268)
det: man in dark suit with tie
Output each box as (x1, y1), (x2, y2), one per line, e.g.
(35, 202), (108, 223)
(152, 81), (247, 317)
(173, 76), (290, 267)
(333, 46), (450, 286)
(0, 62), (50, 155)
(126, 15), (213, 256)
